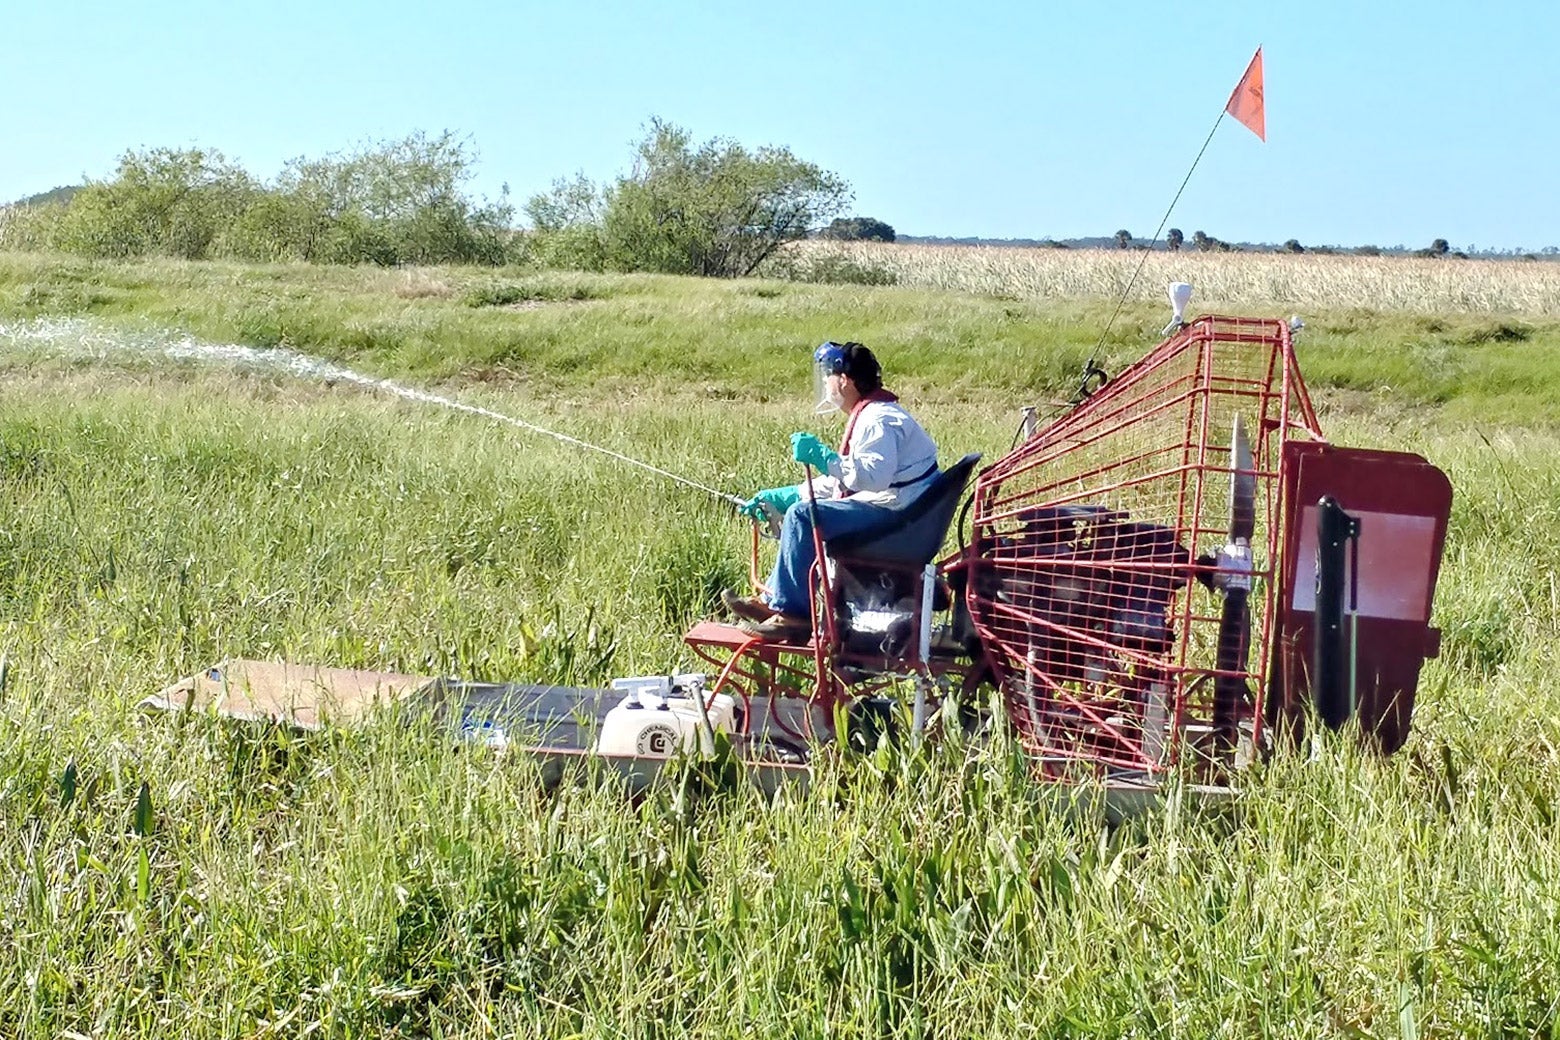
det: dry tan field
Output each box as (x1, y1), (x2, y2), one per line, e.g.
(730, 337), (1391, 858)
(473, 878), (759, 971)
(794, 240), (1560, 317)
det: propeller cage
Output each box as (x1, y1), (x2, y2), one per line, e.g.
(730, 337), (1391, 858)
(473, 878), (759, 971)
(966, 317), (1324, 776)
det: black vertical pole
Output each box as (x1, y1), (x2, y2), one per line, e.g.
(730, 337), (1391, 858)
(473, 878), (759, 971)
(1313, 496), (1361, 730)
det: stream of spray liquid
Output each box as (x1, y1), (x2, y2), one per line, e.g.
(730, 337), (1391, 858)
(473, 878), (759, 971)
(0, 316), (743, 505)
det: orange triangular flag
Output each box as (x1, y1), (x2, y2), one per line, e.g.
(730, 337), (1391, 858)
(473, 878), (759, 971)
(1226, 47), (1265, 141)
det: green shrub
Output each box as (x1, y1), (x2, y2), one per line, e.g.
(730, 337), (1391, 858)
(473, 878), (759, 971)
(216, 192), (332, 262)
(526, 225), (607, 272)
(0, 202), (69, 252)
(48, 149), (257, 260)
(525, 121), (850, 278)
(317, 211), (400, 266)
(11, 134), (518, 268)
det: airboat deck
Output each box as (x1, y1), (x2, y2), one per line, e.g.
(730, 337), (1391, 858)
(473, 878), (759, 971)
(143, 658), (821, 795)
(141, 657), (1227, 815)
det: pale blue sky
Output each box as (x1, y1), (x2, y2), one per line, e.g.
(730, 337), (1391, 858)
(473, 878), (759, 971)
(5, 1), (1556, 250)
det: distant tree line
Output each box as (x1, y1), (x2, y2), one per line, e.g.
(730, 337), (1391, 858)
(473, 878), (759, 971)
(895, 226), (1530, 259)
(5, 129), (1553, 269)
(1079, 228), (1490, 258)
(0, 121), (855, 277)
(0, 133), (515, 265)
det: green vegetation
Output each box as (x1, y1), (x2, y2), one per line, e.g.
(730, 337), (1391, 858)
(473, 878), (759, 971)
(0, 135), (514, 267)
(0, 122), (853, 280)
(525, 118), (851, 277)
(1, 256), (1558, 1037)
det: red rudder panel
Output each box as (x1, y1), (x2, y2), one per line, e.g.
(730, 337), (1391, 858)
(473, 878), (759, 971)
(1272, 443), (1453, 753)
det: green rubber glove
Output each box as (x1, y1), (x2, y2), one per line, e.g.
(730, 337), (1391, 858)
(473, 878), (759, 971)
(740, 485), (801, 521)
(790, 432), (840, 472)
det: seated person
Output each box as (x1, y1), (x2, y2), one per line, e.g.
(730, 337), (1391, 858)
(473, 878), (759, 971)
(725, 341), (939, 640)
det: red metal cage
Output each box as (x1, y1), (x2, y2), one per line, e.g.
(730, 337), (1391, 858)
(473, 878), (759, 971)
(965, 316), (1324, 778)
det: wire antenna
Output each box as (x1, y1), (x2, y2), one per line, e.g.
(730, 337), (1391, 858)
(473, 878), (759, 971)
(1071, 47), (1264, 406)
(1079, 110), (1226, 391)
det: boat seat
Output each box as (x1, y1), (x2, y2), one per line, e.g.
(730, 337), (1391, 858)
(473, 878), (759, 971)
(823, 454), (982, 663)
(825, 453), (983, 565)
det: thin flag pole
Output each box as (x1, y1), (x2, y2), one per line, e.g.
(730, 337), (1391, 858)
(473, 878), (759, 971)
(1072, 47), (1265, 403)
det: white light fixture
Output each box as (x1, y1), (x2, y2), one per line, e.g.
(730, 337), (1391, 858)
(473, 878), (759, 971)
(1164, 282), (1193, 335)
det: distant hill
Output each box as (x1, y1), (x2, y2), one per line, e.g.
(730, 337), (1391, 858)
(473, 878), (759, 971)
(9, 185), (83, 207)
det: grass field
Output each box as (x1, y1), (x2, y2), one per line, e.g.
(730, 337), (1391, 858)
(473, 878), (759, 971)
(1, 250), (1558, 1038)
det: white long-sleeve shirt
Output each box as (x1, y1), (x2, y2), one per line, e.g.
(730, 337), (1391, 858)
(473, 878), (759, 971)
(802, 398), (939, 508)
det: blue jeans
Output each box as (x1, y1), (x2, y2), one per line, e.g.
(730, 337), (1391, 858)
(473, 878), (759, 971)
(766, 498), (897, 618)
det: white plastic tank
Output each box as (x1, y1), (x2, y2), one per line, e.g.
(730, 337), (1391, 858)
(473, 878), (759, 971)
(595, 674), (737, 758)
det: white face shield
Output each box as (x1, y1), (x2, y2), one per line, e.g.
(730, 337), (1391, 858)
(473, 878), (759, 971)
(814, 367), (846, 414)
(813, 342), (849, 414)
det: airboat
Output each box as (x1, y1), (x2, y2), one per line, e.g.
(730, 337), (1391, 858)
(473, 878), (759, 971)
(151, 306), (1452, 804)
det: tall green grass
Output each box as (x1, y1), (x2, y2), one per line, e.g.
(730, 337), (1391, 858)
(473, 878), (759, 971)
(0, 256), (1558, 1037)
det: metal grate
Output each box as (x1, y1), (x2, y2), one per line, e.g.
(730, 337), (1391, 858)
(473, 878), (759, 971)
(967, 317), (1323, 777)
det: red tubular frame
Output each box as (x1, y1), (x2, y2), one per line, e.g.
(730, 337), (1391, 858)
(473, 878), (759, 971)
(966, 316), (1323, 778)
(684, 317), (1333, 773)
(684, 472), (973, 742)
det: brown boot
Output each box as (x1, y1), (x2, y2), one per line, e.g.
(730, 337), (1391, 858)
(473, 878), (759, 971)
(721, 588), (774, 623)
(739, 613), (812, 642)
